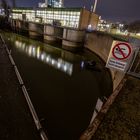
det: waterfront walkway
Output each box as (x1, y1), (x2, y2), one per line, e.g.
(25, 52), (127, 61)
(0, 37), (41, 139)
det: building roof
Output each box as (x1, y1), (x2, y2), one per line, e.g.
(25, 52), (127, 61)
(12, 7), (83, 11)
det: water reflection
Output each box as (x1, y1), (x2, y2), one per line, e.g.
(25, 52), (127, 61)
(15, 40), (73, 75)
(2, 32), (113, 140)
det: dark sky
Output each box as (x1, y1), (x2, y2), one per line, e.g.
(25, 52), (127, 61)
(5, 0), (140, 22)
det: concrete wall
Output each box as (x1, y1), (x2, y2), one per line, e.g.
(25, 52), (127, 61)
(79, 9), (90, 29)
(28, 22), (44, 34)
(44, 25), (63, 43)
(28, 22), (44, 39)
(79, 9), (99, 30)
(62, 28), (85, 51)
(85, 32), (125, 91)
(88, 13), (99, 29)
(11, 20), (26, 33)
(21, 21), (28, 31)
(12, 20), (21, 30)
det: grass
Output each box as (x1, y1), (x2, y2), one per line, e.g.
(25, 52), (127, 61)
(92, 76), (140, 140)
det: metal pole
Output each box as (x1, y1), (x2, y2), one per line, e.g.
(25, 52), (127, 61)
(93, 0), (98, 13)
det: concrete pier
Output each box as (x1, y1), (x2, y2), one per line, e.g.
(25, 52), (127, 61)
(62, 28), (85, 52)
(44, 24), (63, 44)
(20, 21), (29, 34)
(85, 31), (125, 91)
(10, 19), (86, 51)
(28, 22), (44, 40)
(11, 19), (28, 35)
(11, 19), (21, 32)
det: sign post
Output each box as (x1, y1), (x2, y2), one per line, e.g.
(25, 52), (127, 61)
(106, 41), (133, 72)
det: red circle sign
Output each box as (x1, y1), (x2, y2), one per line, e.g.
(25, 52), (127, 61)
(112, 43), (132, 60)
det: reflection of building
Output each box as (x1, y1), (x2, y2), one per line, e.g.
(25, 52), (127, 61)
(15, 40), (73, 75)
(11, 7), (99, 29)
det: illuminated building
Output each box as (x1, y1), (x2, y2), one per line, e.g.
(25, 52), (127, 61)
(47, 0), (64, 7)
(10, 4), (99, 51)
(11, 7), (99, 29)
(0, 8), (5, 15)
(39, 0), (64, 8)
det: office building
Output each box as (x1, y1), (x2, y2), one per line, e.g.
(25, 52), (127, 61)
(11, 7), (99, 29)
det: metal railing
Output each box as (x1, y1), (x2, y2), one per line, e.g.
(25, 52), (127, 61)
(127, 48), (140, 78)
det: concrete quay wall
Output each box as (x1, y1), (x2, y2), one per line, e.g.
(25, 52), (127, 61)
(85, 32), (125, 91)
(10, 20), (85, 51)
(62, 28), (85, 51)
(28, 22), (44, 39)
(44, 24), (63, 44)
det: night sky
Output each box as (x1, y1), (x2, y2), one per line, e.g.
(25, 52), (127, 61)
(5, 0), (140, 22)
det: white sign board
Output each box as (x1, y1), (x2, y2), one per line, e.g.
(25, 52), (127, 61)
(106, 41), (133, 72)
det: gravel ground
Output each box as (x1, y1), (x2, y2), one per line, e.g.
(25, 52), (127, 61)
(92, 76), (140, 140)
(0, 40), (41, 139)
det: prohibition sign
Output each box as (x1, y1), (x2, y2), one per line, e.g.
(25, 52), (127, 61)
(112, 43), (132, 60)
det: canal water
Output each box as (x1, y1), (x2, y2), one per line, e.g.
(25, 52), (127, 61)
(2, 31), (112, 140)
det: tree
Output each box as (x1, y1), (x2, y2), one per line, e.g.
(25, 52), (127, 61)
(1, 0), (10, 18)
(0, 0), (11, 29)
(128, 20), (140, 34)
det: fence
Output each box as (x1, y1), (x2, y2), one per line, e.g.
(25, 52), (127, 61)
(127, 48), (140, 78)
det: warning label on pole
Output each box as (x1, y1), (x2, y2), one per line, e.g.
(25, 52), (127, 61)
(106, 41), (133, 72)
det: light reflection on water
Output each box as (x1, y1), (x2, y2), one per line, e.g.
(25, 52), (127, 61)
(15, 40), (73, 76)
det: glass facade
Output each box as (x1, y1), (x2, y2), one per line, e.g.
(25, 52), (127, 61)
(12, 9), (36, 22)
(48, 0), (63, 7)
(11, 8), (81, 28)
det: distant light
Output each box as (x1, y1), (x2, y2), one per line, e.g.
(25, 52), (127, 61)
(88, 24), (92, 29)
(106, 24), (110, 28)
(37, 47), (41, 59)
(28, 46), (32, 56)
(119, 24), (124, 27)
(57, 62), (61, 68)
(46, 56), (50, 62)
(136, 33), (140, 36)
(52, 59), (55, 65)
(41, 53), (45, 61)
(64, 65), (67, 71)
(81, 61), (84, 68)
